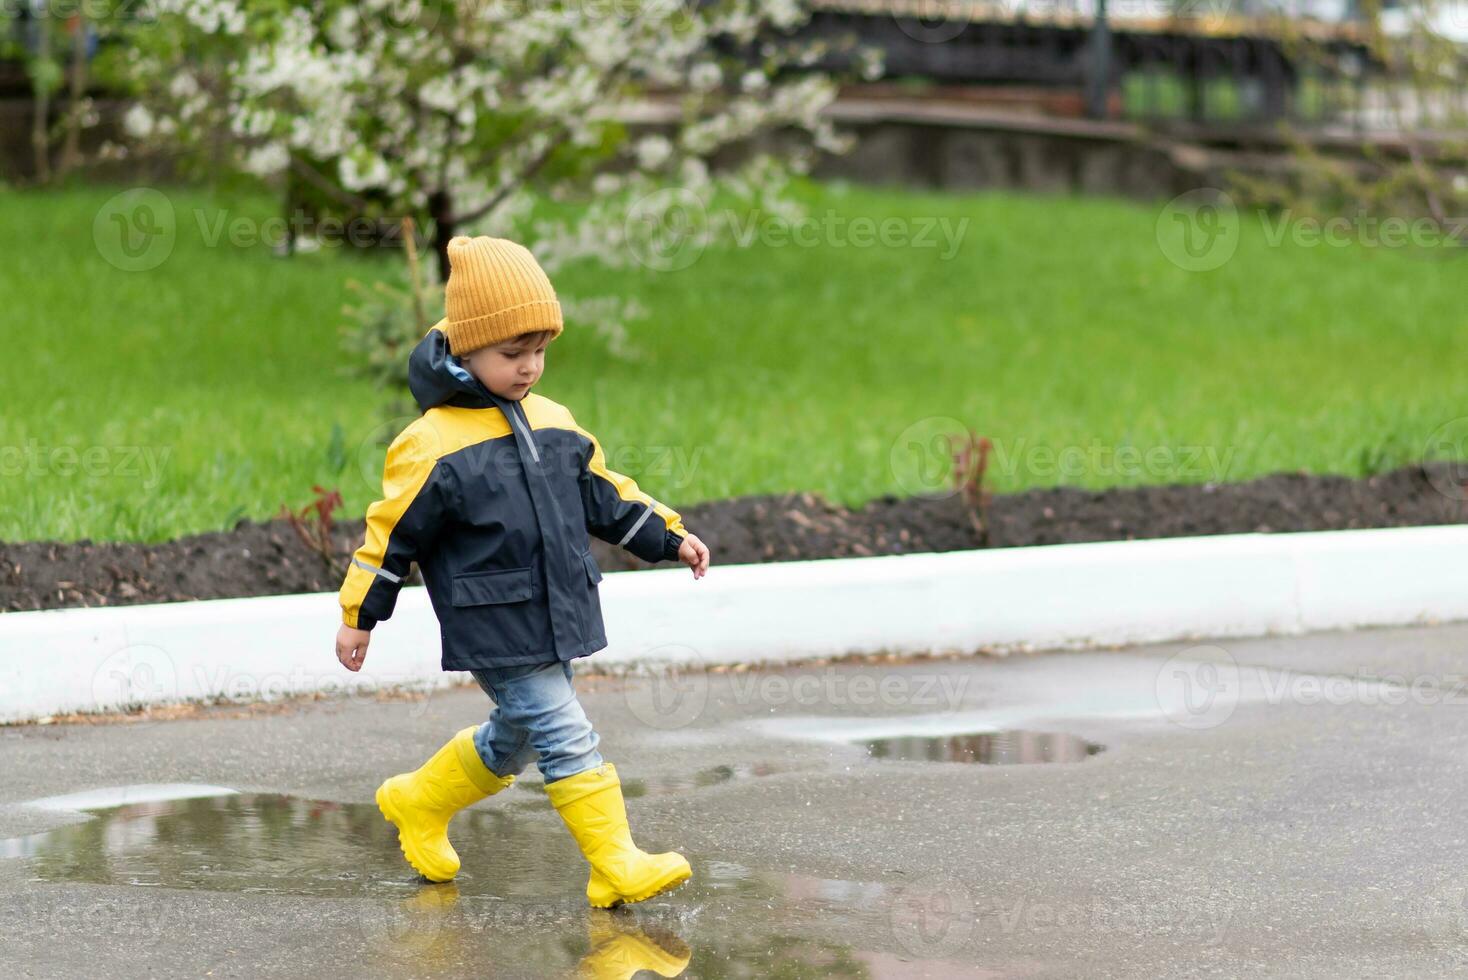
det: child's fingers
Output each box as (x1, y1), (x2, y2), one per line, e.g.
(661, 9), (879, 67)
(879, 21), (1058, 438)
(680, 536), (709, 578)
(336, 640), (366, 671)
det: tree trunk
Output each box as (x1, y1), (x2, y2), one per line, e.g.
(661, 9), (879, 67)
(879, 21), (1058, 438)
(58, 12), (89, 178)
(30, 11), (52, 185)
(429, 189), (454, 282)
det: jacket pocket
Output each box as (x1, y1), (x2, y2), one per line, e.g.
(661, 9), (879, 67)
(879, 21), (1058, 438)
(581, 550), (603, 585)
(451, 566), (535, 607)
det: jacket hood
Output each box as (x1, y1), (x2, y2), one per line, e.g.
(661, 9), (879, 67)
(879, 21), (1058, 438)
(408, 324), (500, 412)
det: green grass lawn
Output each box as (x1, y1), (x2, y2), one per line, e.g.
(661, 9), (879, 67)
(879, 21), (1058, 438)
(2, 179), (1464, 545)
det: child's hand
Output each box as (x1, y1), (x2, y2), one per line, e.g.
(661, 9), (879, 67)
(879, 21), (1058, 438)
(678, 533), (710, 579)
(336, 624), (371, 671)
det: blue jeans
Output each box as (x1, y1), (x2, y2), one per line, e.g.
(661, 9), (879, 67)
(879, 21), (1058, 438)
(469, 660), (603, 784)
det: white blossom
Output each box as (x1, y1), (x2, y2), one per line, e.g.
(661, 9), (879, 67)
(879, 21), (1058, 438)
(111, 0), (847, 351)
(689, 62), (722, 92)
(340, 153), (391, 191)
(167, 72), (199, 100)
(679, 155), (710, 189)
(635, 134), (673, 170)
(122, 103), (154, 138)
(243, 141), (289, 176)
(327, 7), (360, 48)
(418, 76), (460, 113)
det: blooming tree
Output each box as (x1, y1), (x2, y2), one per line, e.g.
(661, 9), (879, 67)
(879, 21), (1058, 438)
(113, 0), (881, 299)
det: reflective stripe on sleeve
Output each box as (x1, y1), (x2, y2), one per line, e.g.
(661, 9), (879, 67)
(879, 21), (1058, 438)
(617, 502), (655, 547)
(353, 557), (403, 584)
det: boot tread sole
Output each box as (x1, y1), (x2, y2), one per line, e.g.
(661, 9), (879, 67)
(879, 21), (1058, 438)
(591, 865), (693, 908)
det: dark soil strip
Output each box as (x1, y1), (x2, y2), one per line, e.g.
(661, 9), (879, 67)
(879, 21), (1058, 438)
(2, 463), (1463, 615)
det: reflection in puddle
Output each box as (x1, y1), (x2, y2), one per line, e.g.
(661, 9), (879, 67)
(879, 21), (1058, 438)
(582, 910), (692, 977)
(863, 730), (1104, 765)
(4, 791), (588, 897)
(625, 762), (780, 798)
(1, 786), (977, 977)
(499, 763), (780, 811)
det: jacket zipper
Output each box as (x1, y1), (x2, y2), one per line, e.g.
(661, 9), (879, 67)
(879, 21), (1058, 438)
(507, 401), (540, 462)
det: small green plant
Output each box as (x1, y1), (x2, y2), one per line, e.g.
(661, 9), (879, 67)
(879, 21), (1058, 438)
(1357, 437), (1413, 478)
(324, 422), (348, 475)
(222, 504), (247, 530)
(339, 217), (442, 392)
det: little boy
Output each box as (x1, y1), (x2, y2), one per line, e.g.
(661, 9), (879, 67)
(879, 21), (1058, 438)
(333, 235), (711, 908)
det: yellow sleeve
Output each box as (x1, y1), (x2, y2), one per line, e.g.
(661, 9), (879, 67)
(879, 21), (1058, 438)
(338, 424), (447, 629)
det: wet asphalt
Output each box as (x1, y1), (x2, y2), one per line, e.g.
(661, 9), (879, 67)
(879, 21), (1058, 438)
(3, 622), (1468, 978)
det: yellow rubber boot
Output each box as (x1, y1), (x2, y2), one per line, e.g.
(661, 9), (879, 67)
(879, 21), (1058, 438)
(375, 725), (514, 881)
(546, 762), (691, 908)
(576, 910), (692, 979)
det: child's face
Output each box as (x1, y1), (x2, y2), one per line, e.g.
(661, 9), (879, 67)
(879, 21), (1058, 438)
(461, 332), (550, 400)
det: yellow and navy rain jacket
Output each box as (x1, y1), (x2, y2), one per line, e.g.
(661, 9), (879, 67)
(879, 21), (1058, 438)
(338, 324), (688, 669)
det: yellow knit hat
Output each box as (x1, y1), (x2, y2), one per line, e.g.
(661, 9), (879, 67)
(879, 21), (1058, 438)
(438, 235), (563, 356)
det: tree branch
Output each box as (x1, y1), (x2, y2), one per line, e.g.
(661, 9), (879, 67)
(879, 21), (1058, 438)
(289, 155), (372, 210)
(451, 129), (568, 228)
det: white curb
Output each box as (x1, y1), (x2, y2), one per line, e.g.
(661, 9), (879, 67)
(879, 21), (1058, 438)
(0, 524), (1463, 723)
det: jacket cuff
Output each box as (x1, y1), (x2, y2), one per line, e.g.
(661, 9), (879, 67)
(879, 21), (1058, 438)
(349, 612), (377, 631)
(663, 529), (686, 562)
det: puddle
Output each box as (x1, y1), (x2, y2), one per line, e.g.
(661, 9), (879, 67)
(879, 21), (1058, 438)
(0, 785), (985, 977)
(21, 783), (238, 811)
(862, 730), (1103, 765)
(742, 653), (1414, 769)
(4, 790), (590, 897)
